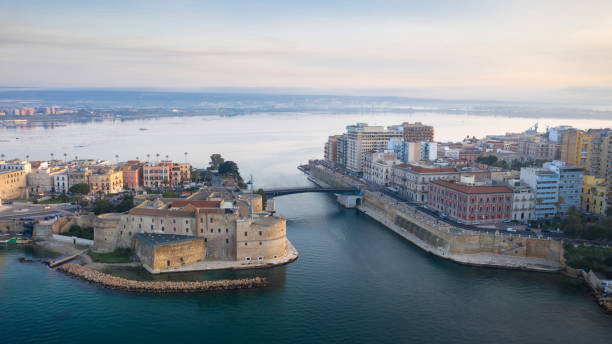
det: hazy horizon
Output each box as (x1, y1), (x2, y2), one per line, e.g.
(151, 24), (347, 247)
(1, 1), (611, 104)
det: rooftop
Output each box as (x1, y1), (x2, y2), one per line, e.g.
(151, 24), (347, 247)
(395, 163), (458, 174)
(431, 179), (513, 194)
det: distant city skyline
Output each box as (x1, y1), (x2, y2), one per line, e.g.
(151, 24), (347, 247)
(1, 1), (611, 102)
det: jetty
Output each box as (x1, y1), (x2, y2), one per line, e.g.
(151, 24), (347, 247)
(58, 264), (268, 293)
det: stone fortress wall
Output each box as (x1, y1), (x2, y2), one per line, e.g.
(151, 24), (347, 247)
(236, 214), (288, 262)
(91, 189), (291, 272)
(361, 191), (563, 270)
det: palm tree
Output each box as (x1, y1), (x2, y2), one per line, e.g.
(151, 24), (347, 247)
(50, 153), (54, 161)
(165, 154), (169, 160)
(146, 153), (150, 162)
(1, 153), (5, 160)
(156, 153), (160, 162)
(115, 154), (119, 164)
(25, 154), (29, 161)
(63, 153), (67, 162)
(136, 156), (139, 161)
(184, 152), (188, 163)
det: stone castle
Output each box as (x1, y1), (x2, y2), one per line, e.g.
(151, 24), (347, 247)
(92, 187), (293, 273)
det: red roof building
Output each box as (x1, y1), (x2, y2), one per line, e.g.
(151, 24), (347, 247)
(428, 179), (513, 224)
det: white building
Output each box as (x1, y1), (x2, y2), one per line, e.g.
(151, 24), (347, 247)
(507, 179), (535, 223)
(0, 159), (31, 173)
(54, 173), (69, 193)
(543, 160), (584, 215)
(520, 167), (559, 219)
(363, 151), (397, 186)
(345, 123), (402, 173)
(420, 142), (438, 161)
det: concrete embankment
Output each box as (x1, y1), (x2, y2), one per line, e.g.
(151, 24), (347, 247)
(58, 264), (268, 293)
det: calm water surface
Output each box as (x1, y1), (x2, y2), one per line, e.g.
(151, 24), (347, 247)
(1, 113), (612, 343)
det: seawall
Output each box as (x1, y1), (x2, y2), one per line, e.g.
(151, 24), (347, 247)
(360, 191), (563, 271)
(306, 163), (563, 272)
(58, 264), (268, 293)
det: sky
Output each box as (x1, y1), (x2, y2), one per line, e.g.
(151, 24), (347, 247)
(0, 0), (611, 101)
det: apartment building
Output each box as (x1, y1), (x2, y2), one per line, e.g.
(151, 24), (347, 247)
(520, 167), (559, 219)
(345, 123), (402, 173)
(391, 164), (459, 203)
(428, 179), (513, 224)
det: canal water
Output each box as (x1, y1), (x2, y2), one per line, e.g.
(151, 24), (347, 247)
(1, 113), (612, 343)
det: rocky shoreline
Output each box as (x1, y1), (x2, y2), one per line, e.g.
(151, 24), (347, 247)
(58, 264), (268, 293)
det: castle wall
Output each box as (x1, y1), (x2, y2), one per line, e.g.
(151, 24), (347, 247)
(134, 236), (206, 273)
(92, 213), (122, 253)
(196, 212), (237, 260)
(236, 215), (287, 261)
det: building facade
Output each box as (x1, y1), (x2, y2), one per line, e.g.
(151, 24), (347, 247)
(508, 180), (535, 223)
(428, 179), (513, 224)
(401, 122), (434, 142)
(543, 161), (584, 215)
(0, 169), (28, 200)
(345, 123), (402, 173)
(581, 176), (607, 216)
(363, 151), (397, 186)
(391, 164), (459, 203)
(520, 167), (560, 219)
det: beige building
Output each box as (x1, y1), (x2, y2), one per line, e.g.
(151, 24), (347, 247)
(89, 168), (123, 194)
(345, 123), (402, 173)
(0, 170), (28, 200)
(67, 169), (92, 190)
(363, 151), (397, 186)
(27, 166), (67, 195)
(391, 164), (459, 203)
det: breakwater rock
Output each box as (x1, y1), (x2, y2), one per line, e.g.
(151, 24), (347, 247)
(58, 264), (268, 293)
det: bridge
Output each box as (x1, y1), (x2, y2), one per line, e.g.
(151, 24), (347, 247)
(263, 186), (359, 197)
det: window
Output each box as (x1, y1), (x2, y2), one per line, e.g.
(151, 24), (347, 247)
(150, 225), (153, 230)
(185, 220), (189, 224)
(204, 238), (207, 242)
(259, 241), (262, 246)
(161, 227), (165, 232)
(244, 231), (248, 237)
(259, 231), (262, 236)
(210, 218), (213, 223)
(218, 228), (221, 233)
(244, 242), (248, 246)
(225, 228), (228, 233)
(186, 228), (189, 233)
(226, 239), (229, 244)
(167, 260), (170, 267)
(138, 224), (141, 229)
(200, 218), (203, 223)
(210, 229), (214, 233)
(200, 229), (203, 233)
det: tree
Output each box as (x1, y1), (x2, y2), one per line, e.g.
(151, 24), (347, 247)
(69, 183), (90, 195)
(115, 196), (134, 213)
(219, 160), (239, 177)
(208, 154), (224, 171)
(255, 188), (268, 210)
(476, 155), (498, 166)
(92, 199), (114, 214)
